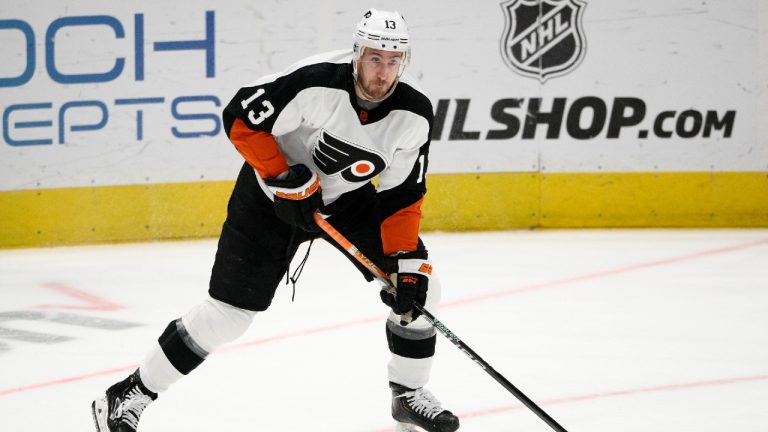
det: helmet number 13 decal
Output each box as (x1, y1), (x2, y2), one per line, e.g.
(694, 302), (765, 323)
(241, 88), (275, 126)
(384, 20), (397, 29)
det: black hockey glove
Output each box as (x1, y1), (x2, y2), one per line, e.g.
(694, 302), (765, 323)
(264, 164), (323, 232)
(380, 250), (431, 325)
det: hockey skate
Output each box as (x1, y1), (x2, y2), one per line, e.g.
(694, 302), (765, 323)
(91, 369), (157, 432)
(391, 382), (460, 432)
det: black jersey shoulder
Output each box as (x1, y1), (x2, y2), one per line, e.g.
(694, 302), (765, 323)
(391, 81), (434, 123)
(224, 61), (352, 134)
(275, 61), (351, 93)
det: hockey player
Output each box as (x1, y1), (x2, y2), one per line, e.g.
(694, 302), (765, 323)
(91, 9), (459, 432)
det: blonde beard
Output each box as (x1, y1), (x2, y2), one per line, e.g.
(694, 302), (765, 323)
(355, 78), (398, 103)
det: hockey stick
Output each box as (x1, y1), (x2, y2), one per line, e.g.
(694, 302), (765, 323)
(313, 212), (569, 432)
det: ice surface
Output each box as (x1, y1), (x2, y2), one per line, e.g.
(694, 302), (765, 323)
(1, 229), (767, 431)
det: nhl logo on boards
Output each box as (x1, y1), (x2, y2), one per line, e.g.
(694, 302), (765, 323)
(500, 0), (587, 82)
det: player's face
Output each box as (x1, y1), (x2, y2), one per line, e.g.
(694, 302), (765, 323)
(356, 48), (403, 100)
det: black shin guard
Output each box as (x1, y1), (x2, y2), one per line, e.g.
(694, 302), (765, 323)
(385, 320), (436, 359)
(158, 318), (209, 375)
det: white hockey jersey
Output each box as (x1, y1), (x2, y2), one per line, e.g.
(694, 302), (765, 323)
(222, 49), (434, 254)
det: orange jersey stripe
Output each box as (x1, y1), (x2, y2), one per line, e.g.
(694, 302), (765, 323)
(228, 118), (289, 178)
(381, 197), (424, 255)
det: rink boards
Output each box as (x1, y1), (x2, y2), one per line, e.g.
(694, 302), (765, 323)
(2, 171), (767, 247)
(1, 0), (767, 246)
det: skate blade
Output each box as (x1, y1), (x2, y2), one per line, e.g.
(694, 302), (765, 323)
(91, 397), (109, 432)
(395, 421), (419, 432)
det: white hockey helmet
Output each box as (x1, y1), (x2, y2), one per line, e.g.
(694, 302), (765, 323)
(352, 9), (411, 79)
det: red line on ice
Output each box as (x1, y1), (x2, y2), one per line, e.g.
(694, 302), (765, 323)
(1, 237), (766, 398)
(439, 237), (768, 308)
(0, 366), (136, 397)
(35, 282), (124, 311)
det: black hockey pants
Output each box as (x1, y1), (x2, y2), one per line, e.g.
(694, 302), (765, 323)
(209, 162), (388, 311)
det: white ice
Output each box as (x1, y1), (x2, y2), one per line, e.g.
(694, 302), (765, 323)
(0, 229), (767, 431)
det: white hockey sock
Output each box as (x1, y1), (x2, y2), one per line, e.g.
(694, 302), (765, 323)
(138, 296), (256, 393)
(388, 353), (434, 389)
(140, 344), (183, 393)
(387, 273), (442, 389)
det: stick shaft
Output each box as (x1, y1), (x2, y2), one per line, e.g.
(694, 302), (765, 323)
(313, 213), (568, 432)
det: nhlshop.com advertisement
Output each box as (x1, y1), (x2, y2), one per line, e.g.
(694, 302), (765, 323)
(422, 0), (762, 174)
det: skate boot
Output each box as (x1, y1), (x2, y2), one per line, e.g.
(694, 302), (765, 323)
(391, 382), (460, 432)
(91, 369), (157, 432)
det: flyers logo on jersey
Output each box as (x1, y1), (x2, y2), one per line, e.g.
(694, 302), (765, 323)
(313, 130), (387, 183)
